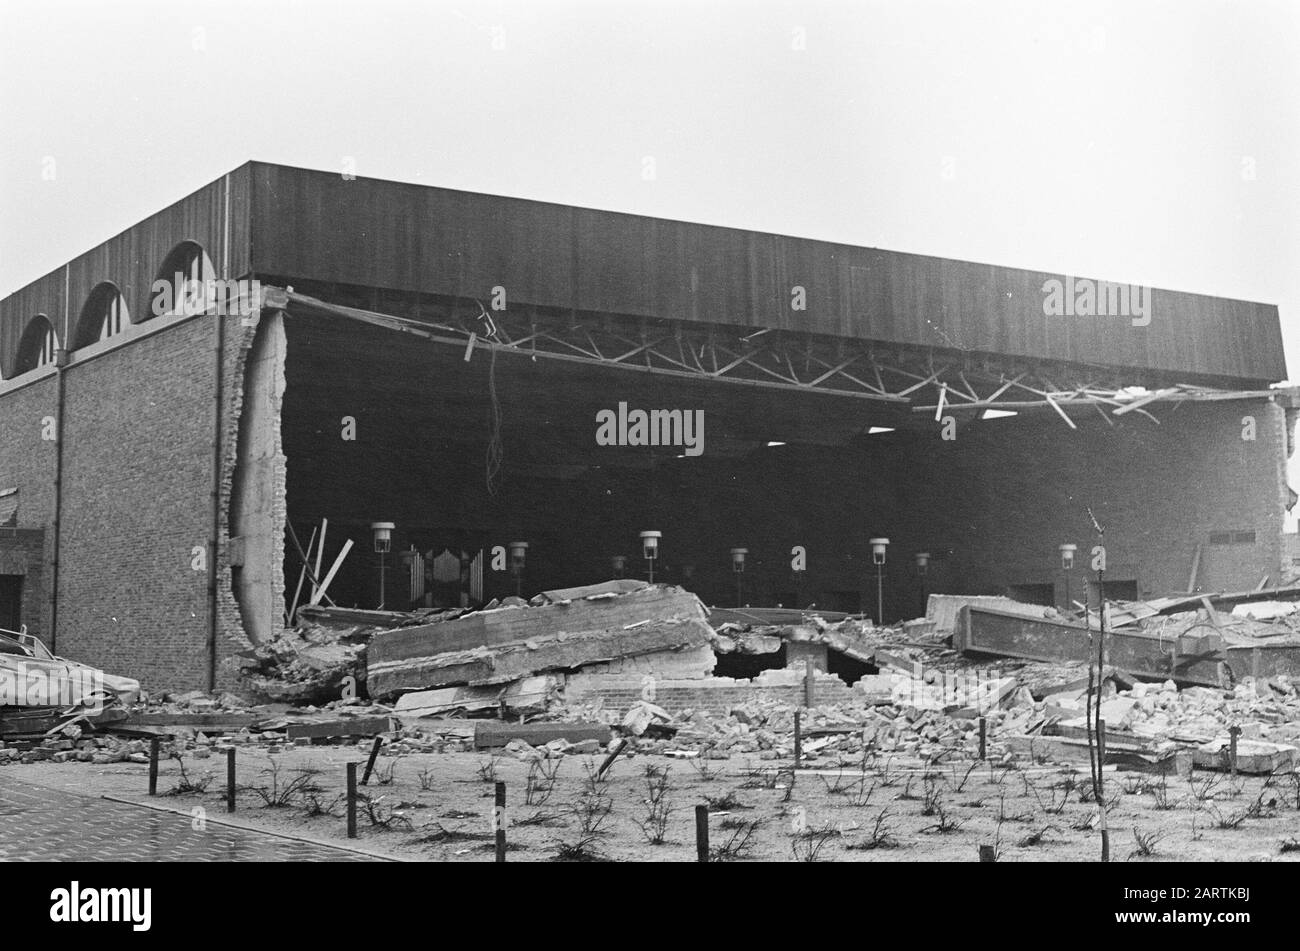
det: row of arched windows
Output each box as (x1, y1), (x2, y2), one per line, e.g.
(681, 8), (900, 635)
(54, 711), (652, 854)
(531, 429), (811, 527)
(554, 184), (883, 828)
(4, 241), (216, 380)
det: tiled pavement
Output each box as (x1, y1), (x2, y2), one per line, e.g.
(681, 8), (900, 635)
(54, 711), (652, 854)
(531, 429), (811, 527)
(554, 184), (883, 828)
(0, 777), (380, 861)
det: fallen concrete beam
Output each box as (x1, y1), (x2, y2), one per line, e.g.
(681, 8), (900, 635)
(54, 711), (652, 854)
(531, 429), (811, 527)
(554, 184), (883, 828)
(474, 721), (611, 749)
(957, 606), (1224, 687)
(121, 713), (262, 732)
(284, 716), (393, 740)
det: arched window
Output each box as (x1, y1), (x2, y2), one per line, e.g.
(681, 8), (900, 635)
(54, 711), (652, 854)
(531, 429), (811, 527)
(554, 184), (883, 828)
(150, 241), (216, 319)
(74, 282), (131, 348)
(14, 315), (60, 375)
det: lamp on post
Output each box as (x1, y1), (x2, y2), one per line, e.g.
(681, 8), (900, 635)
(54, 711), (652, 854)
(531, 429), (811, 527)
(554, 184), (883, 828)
(639, 531), (661, 583)
(508, 541), (529, 597)
(869, 537), (890, 625)
(370, 522), (395, 609)
(611, 554), (627, 579)
(730, 548), (748, 607)
(1059, 543), (1077, 613)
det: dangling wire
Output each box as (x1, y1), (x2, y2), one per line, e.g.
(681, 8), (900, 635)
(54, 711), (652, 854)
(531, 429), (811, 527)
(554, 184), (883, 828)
(474, 301), (505, 497)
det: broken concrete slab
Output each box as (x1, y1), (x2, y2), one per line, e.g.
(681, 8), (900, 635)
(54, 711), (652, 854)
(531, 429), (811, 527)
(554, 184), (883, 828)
(393, 686), (500, 719)
(1004, 734), (1192, 774)
(1192, 737), (1297, 774)
(538, 579), (650, 602)
(367, 586), (713, 698)
(956, 605), (1225, 686)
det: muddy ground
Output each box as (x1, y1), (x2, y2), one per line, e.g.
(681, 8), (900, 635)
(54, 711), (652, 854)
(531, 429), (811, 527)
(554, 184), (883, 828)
(8, 743), (1300, 862)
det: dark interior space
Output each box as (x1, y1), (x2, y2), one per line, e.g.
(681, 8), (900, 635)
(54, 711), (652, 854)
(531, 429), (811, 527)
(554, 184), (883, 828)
(277, 311), (977, 620)
(0, 575), (21, 631)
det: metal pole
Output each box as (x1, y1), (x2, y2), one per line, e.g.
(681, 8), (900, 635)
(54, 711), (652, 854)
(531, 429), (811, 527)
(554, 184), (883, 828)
(360, 735), (384, 785)
(876, 564), (884, 625)
(793, 710), (802, 768)
(978, 717), (987, 760)
(226, 748), (236, 813)
(695, 805), (709, 862)
(378, 550), (385, 609)
(148, 737), (160, 796)
(346, 762), (357, 838)
(804, 657), (815, 707)
(494, 781), (507, 862)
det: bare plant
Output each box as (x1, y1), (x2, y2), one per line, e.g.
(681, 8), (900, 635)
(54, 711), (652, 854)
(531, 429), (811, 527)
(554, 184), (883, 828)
(301, 792), (342, 818)
(163, 754), (212, 796)
(550, 835), (609, 862)
(705, 790), (747, 812)
(710, 819), (761, 862)
(246, 761), (322, 808)
(1129, 826), (1169, 859)
(876, 755), (899, 788)
(845, 808), (899, 851)
(920, 773), (944, 817)
(920, 803), (965, 834)
(515, 810), (566, 828)
(634, 766), (675, 845)
(689, 756), (719, 782)
(358, 793), (414, 832)
(1187, 773), (1225, 804)
(1016, 825), (1061, 848)
(372, 760), (397, 786)
(951, 760), (980, 794)
(996, 790), (1033, 824)
(525, 757), (563, 807)
(791, 824), (840, 862)
(476, 753), (501, 784)
(417, 767), (436, 792)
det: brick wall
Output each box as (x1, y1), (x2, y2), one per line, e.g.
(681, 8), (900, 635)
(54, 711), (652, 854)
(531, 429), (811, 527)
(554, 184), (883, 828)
(0, 374), (59, 639)
(0, 528), (46, 635)
(0, 312), (263, 691)
(900, 397), (1289, 603)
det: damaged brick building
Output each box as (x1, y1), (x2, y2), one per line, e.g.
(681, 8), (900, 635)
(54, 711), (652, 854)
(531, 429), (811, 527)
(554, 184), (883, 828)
(0, 161), (1295, 692)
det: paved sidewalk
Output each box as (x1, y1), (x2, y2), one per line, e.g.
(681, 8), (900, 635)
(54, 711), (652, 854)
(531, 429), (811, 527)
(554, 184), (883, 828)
(0, 777), (379, 861)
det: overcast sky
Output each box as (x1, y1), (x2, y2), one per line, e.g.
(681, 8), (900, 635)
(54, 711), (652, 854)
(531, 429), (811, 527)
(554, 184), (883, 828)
(2, 0), (1299, 381)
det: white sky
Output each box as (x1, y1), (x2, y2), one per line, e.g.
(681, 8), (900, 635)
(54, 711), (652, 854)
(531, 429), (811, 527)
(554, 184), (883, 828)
(2, 0), (1299, 382)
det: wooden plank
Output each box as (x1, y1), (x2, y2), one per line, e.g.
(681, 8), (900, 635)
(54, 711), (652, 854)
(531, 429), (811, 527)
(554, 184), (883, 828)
(285, 716), (393, 740)
(474, 721), (611, 750)
(309, 537), (353, 607)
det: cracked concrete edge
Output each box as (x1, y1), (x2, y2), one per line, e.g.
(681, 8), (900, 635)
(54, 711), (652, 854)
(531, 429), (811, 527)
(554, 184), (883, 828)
(100, 795), (410, 862)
